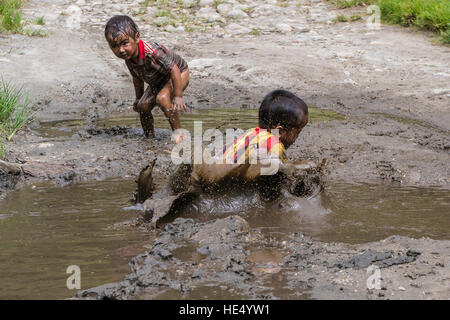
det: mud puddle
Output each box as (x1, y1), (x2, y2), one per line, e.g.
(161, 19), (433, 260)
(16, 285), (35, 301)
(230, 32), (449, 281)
(0, 178), (153, 299)
(1, 178), (448, 299)
(315, 182), (450, 244)
(178, 182), (450, 244)
(32, 107), (344, 140)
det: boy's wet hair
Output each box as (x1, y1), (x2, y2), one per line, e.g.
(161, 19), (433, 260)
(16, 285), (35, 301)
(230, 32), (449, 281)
(258, 90), (308, 130)
(105, 15), (139, 40)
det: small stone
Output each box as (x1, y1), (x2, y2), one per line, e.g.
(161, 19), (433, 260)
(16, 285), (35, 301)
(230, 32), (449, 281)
(199, 0), (214, 7)
(276, 23), (292, 33)
(226, 8), (248, 19)
(225, 23), (250, 35)
(398, 286), (406, 291)
(217, 3), (233, 16)
(165, 25), (176, 32)
(251, 5), (276, 17)
(196, 7), (222, 22)
(297, 27), (310, 33)
(182, 0), (196, 7)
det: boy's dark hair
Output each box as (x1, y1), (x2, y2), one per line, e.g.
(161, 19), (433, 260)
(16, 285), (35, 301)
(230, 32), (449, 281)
(258, 90), (308, 130)
(105, 15), (139, 40)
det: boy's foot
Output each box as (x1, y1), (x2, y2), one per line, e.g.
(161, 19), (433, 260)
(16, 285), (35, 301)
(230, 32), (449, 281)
(144, 131), (155, 139)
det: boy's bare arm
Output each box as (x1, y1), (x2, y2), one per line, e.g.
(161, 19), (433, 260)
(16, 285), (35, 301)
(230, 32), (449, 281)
(170, 65), (187, 111)
(132, 76), (144, 110)
(133, 76), (144, 98)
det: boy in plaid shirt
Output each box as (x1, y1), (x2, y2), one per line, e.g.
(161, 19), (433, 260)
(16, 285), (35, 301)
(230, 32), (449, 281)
(105, 15), (189, 140)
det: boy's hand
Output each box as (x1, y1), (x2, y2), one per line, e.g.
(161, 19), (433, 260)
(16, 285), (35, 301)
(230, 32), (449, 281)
(133, 99), (139, 112)
(172, 96), (187, 112)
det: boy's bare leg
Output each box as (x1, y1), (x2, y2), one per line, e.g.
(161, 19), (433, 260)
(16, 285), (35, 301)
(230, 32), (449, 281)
(156, 69), (190, 131)
(136, 86), (157, 137)
(139, 110), (155, 138)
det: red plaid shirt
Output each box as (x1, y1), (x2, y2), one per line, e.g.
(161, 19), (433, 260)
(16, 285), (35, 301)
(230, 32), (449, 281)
(125, 40), (188, 94)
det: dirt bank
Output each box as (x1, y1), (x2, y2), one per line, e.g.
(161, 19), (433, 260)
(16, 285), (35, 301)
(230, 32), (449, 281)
(0, 0), (448, 299)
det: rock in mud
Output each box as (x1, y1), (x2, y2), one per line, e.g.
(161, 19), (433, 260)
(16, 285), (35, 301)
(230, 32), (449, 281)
(134, 159), (156, 204)
(335, 249), (421, 269)
(0, 159), (75, 182)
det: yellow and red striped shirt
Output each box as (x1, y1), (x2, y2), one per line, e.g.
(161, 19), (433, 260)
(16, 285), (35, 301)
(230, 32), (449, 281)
(221, 127), (286, 164)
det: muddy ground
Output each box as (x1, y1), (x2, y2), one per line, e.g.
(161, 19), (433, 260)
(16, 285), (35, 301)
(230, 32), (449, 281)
(0, 0), (449, 299)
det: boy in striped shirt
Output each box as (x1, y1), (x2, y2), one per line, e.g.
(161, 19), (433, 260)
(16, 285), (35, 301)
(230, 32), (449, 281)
(105, 15), (189, 140)
(192, 90), (309, 188)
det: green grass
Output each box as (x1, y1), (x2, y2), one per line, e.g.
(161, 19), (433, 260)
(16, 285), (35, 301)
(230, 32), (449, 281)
(139, 0), (151, 6)
(0, 140), (4, 158)
(330, 0), (373, 8)
(1, 0), (48, 36)
(376, 0), (449, 33)
(442, 29), (450, 43)
(333, 14), (362, 23)
(249, 28), (261, 35)
(23, 27), (46, 36)
(212, 0), (227, 9)
(329, 0), (450, 44)
(0, 77), (34, 142)
(155, 9), (170, 17)
(309, 107), (346, 122)
(0, 0), (23, 33)
(334, 14), (349, 22)
(35, 15), (44, 25)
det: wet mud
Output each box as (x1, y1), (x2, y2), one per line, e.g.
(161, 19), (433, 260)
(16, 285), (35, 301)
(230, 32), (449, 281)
(75, 215), (450, 300)
(0, 0), (449, 300)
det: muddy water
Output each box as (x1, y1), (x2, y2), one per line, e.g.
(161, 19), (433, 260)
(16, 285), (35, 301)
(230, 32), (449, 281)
(1, 179), (448, 299)
(315, 182), (450, 244)
(180, 182), (450, 244)
(0, 178), (152, 300)
(33, 107), (344, 139)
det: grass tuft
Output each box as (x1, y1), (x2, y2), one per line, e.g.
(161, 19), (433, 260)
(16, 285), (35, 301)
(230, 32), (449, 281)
(0, 0), (23, 33)
(328, 0), (450, 44)
(1, 0), (48, 36)
(0, 77), (34, 142)
(249, 28), (261, 35)
(330, 0), (373, 8)
(335, 14), (349, 22)
(35, 16), (45, 25)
